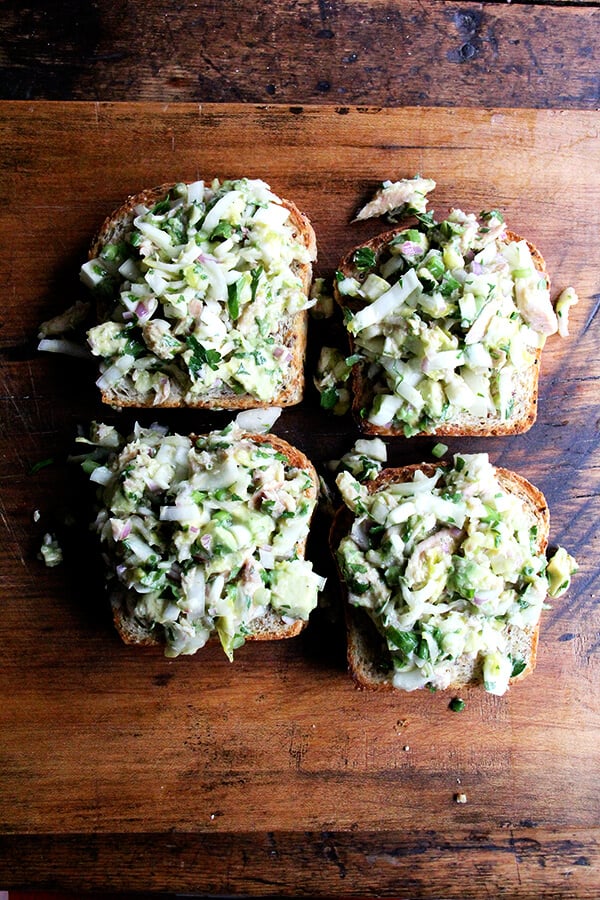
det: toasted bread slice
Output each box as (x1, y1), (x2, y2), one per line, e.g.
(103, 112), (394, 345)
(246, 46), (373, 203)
(330, 456), (551, 694)
(91, 426), (322, 658)
(83, 179), (316, 409)
(334, 218), (553, 437)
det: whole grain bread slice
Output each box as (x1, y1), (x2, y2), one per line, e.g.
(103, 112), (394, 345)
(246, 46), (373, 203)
(330, 462), (550, 692)
(87, 181), (316, 409)
(334, 227), (549, 437)
(110, 431), (320, 651)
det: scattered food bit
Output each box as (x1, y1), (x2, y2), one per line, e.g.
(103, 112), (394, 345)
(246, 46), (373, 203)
(329, 437), (387, 483)
(555, 286), (579, 338)
(38, 533), (63, 568)
(309, 277), (335, 319)
(29, 457), (55, 475)
(449, 697), (466, 712)
(32, 509), (41, 523)
(37, 337), (93, 359)
(454, 793), (468, 804)
(432, 442), (448, 459)
(353, 176), (436, 222)
(313, 346), (355, 415)
(38, 299), (91, 338)
(546, 546), (579, 598)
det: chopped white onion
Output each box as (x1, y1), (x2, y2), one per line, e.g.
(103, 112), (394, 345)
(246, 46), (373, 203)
(181, 567), (206, 616)
(349, 268), (421, 335)
(259, 548), (275, 569)
(133, 218), (177, 256)
(201, 191), (243, 236)
(159, 504), (201, 524)
(37, 338), (92, 359)
(96, 353), (135, 390)
(234, 407), (282, 434)
(89, 465), (114, 485)
(186, 180), (205, 203)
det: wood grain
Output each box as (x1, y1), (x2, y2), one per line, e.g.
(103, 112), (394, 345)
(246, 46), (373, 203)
(0, 1), (598, 109)
(0, 102), (599, 895)
(2, 829), (599, 897)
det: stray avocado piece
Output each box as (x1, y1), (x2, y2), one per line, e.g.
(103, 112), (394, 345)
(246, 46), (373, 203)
(546, 546), (578, 598)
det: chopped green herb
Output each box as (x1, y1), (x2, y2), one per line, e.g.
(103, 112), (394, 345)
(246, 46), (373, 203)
(345, 353), (362, 367)
(185, 334), (221, 374)
(227, 279), (243, 320)
(480, 209), (504, 224)
(353, 247), (377, 271)
(388, 628), (418, 657)
(250, 266), (263, 302)
(210, 221), (234, 241)
(320, 386), (339, 410)
(29, 457), (55, 475)
(449, 698), (465, 712)
(151, 199), (171, 215)
(413, 210), (436, 228)
(510, 658), (527, 678)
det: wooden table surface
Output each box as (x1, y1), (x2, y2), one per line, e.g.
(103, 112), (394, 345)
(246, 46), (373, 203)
(0, 4), (599, 899)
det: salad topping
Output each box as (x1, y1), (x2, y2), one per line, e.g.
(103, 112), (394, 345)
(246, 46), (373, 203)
(335, 453), (576, 695)
(83, 421), (324, 658)
(83, 178), (315, 404)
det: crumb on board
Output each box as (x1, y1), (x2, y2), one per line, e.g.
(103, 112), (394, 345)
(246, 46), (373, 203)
(38, 532), (63, 567)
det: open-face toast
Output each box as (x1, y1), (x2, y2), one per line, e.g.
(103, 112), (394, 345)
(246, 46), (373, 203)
(86, 421), (323, 659)
(334, 207), (558, 437)
(81, 178), (316, 409)
(330, 453), (564, 695)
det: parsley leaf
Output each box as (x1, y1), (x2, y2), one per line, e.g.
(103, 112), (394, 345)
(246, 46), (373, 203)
(353, 247), (376, 272)
(227, 279), (242, 320)
(250, 266), (263, 302)
(185, 334), (221, 375)
(320, 387), (339, 410)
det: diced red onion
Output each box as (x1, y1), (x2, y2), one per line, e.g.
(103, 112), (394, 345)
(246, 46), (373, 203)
(400, 241), (423, 257)
(111, 519), (132, 541)
(135, 301), (150, 320)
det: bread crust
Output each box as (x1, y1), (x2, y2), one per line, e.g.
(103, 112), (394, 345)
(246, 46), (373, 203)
(334, 227), (549, 437)
(88, 181), (316, 409)
(330, 461), (550, 693)
(110, 430), (320, 651)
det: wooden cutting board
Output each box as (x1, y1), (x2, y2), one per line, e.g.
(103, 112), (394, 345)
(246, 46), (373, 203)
(1, 102), (599, 896)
